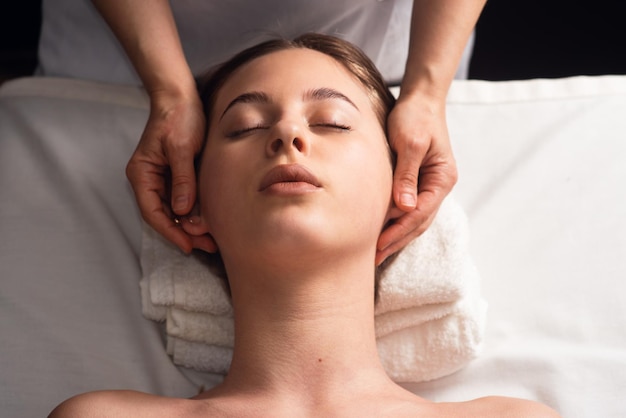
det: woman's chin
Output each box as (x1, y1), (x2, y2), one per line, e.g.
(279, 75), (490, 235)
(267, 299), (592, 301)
(214, 205), (383, 264)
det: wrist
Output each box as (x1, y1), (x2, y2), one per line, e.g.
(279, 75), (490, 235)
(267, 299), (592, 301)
(147, 85), (202, 125)
(147, 76), (200, 108)
(398, 65), (452, 105)
(395, 84), (447, 116)
(146, 71), (198, 99)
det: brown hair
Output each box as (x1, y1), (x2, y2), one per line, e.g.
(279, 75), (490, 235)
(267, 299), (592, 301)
(196, 32), (395, 131)
(194, 33), (397, 298)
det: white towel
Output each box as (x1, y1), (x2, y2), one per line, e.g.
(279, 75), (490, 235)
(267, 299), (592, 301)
(140, 195), (486, 382)
(166, 336), (232, 375)
(166, 308), (234, 347)
(141, 237), (233, 316)
(377, 259), (487, 382)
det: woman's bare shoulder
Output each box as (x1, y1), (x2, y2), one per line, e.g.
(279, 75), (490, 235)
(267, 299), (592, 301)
(47, 390), (207, 418)
(439, 395), (562, 418)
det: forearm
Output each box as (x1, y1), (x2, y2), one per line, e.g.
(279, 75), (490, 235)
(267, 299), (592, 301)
(401, 0), (487, 101)
(92, 0), (196, 98)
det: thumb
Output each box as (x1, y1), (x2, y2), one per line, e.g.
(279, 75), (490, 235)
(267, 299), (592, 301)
(169, 146), (198, 216)
(392, 140), (426, 212)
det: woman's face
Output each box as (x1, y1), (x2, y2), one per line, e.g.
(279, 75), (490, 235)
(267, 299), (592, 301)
(197, 48), (393, 265)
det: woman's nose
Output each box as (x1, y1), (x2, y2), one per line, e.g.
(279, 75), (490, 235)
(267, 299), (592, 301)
(265, 120), (310, 157)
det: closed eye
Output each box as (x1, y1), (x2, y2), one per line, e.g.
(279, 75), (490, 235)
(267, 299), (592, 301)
(226, 123), (269, 138)
(310, 123), (352, 132)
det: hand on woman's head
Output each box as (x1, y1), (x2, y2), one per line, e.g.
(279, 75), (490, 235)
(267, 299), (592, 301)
(126, 88), (208, 254)
(376, 95), (458, 265)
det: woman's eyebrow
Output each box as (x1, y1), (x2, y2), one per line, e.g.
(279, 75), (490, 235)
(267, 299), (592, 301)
(305, 87), (359, 111)
(220, 91), (270, 121)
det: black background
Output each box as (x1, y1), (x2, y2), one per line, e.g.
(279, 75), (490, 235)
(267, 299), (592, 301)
(1, 1), (626, 83)
(469, 0), (626, 80)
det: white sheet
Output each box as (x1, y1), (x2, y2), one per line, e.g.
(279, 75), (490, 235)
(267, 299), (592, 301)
(405, 76), (626, 417)
(1, 75), (625, 417)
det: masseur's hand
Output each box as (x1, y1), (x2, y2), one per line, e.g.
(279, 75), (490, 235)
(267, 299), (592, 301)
(376, 94), (458, 265)
(126, 90), (207, 253)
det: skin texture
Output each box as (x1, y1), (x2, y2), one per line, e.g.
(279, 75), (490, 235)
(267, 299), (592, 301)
(49, 48), (560, 418)
(92, 0), (487, 261)
(194, 50), (394, 260)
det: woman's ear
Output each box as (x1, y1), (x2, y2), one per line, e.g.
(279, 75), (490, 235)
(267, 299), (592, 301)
(180, 210), (219, 254)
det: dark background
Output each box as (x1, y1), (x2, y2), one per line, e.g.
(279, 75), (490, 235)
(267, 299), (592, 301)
(1, 1), (626, 83)
(469, 0), (626, 80)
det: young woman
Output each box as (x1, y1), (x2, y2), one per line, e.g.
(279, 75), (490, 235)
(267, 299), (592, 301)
(49, 34), (559, 418)
(92, 0), (484, 263)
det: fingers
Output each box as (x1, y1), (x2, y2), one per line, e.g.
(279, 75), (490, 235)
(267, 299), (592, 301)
(127, 158), (194, 253)
(377, 162), (457, 264)
(126, 95), (206, 251)
(383, 96), (458, 263)
(376, 208), (437, 266)
(179, 217), (219, 254)
(163, 100), (205, 216)
(376, 191), (438, 264)
(152, 211), (195, 254)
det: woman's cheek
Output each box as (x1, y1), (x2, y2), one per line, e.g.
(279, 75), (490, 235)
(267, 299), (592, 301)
(367, 139), (394, 220)
(198, 149), (232, 226)
(343, 143), (392, 223)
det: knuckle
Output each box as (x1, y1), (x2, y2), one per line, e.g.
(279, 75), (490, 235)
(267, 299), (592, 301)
(170, 173), (194, 189)
(448, 166), (459, 187)
(165, 138), (187, 155)
(166, 137), (200, 162)
(397, 170), (419, 188)
(443, 160), (459, 187)
(395, 134), (425, 156)
(125, 158), (140, 180)
(404, 136), (425, 154)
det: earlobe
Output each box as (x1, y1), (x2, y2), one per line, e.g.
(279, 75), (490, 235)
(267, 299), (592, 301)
(181, 216), (219, 253)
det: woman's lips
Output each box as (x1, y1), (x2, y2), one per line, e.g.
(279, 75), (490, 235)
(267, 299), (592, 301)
(259, 164), (322, 194)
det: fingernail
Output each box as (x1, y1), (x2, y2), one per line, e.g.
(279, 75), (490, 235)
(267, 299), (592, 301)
(400, 193), (416, 208)
(173, 195), (189, 213)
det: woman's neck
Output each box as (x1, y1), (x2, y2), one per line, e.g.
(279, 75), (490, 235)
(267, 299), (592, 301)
(215, 251), (394, 403)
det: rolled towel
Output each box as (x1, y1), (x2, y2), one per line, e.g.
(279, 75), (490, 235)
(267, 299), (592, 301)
(166, 308), (234, 347)
(375, 196), (472, 315)
(374, 302), (456, 339)
(139, 278), (167, 322)
(140, 226), (232, 316)
(140, 195), (486, 381)
(377, 260), (487, 382)
(166, 336), (232, 376)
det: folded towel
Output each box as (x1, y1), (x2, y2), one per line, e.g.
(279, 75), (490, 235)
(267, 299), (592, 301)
(374, 302), (456, 339)
(141, 228), (232, 316)
(375, 196), (472, 314)
(166, 308), (234, 347)
(166, 336), (232, 375)
(140, 195), (486, 382)
(377, 260), (487, 382)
